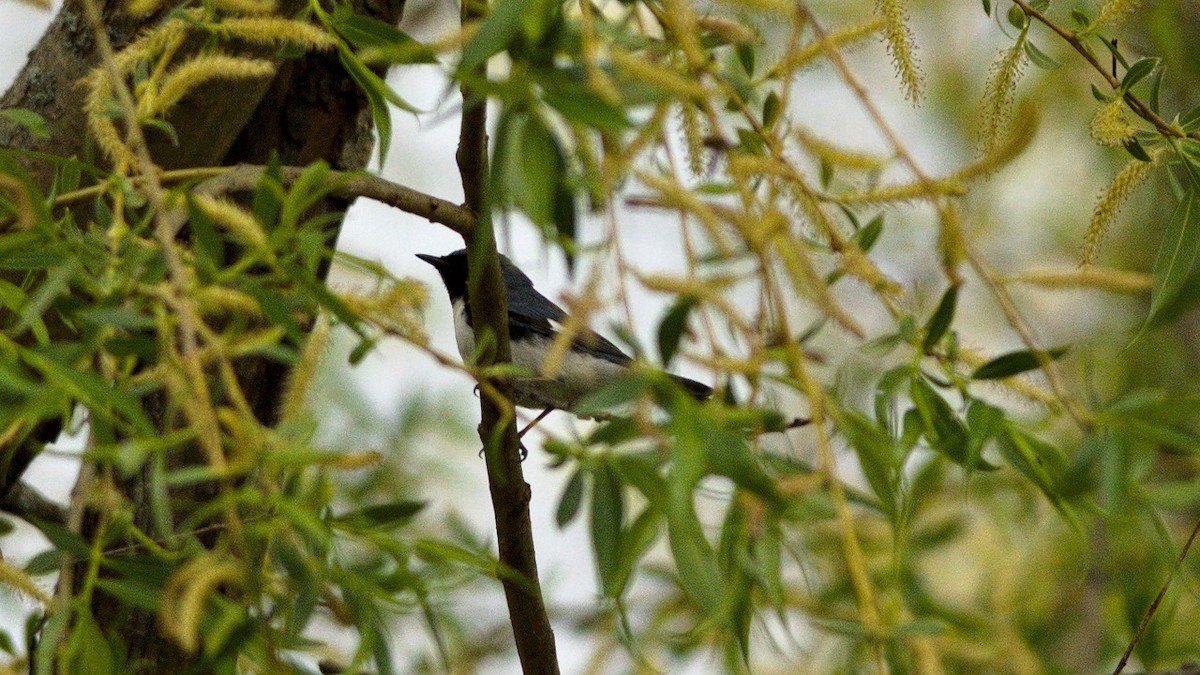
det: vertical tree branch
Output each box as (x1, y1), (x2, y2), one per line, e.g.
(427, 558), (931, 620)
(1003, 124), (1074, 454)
(456, 0), (559, 670)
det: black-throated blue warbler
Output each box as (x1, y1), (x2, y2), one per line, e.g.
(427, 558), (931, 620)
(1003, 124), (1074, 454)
(418, 249), (711, 419)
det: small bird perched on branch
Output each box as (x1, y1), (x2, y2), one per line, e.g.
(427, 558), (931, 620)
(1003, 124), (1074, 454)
(418, 249), (711, 425)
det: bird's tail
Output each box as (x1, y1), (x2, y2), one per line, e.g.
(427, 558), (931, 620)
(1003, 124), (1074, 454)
(670, 374), (712, 401)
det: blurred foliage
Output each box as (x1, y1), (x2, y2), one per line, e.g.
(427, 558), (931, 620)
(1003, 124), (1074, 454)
(1, 0), (1200, 673)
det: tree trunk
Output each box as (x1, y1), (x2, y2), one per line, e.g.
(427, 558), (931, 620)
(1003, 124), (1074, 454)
(2, 0), (404, 666)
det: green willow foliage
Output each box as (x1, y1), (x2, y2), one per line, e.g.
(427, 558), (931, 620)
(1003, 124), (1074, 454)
(0, 0), (1199, 673)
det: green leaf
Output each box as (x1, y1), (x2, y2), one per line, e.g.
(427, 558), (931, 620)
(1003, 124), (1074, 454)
(1134, 186), (1200, 339)
(497, 111), (564, 226)
(909, 377), (970, 466)
(1121, 57), (1160, 92)
(14, 342), (153, 434)
(1124, 137), (1151, 162)
(657, 296), (697, 367)
(334, 500), (426, 530)
(996, 424), (1078, 526)
(666, 418), (724, 611)
(542, 81), (630, 131)
(964, 399), (1004, 473)
(1006, 4), (1027, 29)
(62, 610), (117, 675)
(573, 372), (649, 417)
(331, 5), (437, 64)
(837, 408), (897, 514)
(854, 214), (884, 252)
(459, 0), (533, 72)
(22, 550), (61, 576)
(735, 42), (755, 76)
(96, 577), (163, 611)
(555, 469), (585, 528)
(970, 346), (1068, 380)
(612, 453), (669, 511)
(921, 284), (959, 353)
(0, 108), (49, 139)
(762, 90), (781, 129)
(1023, 40), (1061, 69)
(607, 506), (661, 597)
(981, 0), (991, 14)
(590, 463), (624, 594)
(1148, 62), (1164, 113)
(337, 46), (417, 167)
(1181, 104), (1200, 134)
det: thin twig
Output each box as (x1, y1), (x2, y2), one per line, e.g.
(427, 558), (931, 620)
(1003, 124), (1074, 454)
(45, 164), (476, 236)
(1112, 514), (1200, 675)
(1008, 0), (1197, 141)
(454, 0), (560, 670)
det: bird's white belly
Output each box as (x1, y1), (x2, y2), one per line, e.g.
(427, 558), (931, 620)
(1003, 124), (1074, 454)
(452, 300), (626, 412)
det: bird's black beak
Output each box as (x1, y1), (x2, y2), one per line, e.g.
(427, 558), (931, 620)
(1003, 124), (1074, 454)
(416, 253), (442, 268)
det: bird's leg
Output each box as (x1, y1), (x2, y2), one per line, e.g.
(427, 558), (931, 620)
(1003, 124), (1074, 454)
(514, 407), (555, 461)
(519, 407), (556, 438)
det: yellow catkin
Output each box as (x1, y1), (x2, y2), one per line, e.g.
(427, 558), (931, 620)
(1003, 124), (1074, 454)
(126, 0), (167, 16)
(160, 555), (245, 653)
(710, 0), (789, 11)
(191, 194), (268, 248)
(84, 72), (138, 168)
(957, 102), (1039, 180)
(212, 0), (278, 14)
(977, 35), (1028, 156)
(0, 560), (51, 606)
(876, 0), (923, 101)
(1090, 98), (1134, 147)
(278, 314), (329, 423)
(679, 103), (707, 177)
(1089, 0), (1146, 32)
(151, 55), (276, 117)
(1011, 267), (1152, 293)
(695, 16), (757, 45)
(836, 177), (966, 204)
(612, 52), (709, 101)
(1081, 154), (1158, 265)
(938, 202), (964, 284)
(794, 126), (890, 171)
(194, 286), (262, 317)
(768, 18), (884, 78)
(212, 17), (339, 51)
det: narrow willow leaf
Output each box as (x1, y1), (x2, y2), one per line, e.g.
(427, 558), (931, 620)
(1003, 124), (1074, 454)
(854, 214), (885, 252)
(590, 464), (624, 593)
(1023, 40), (1060, 69)
(556, 469), (585, 528)
(607, 506), (660, 597)
(657, 296), (697, 366)
(909, 376), (970, 466)
(837, 408), (897, 514)
(0, 108), (49, 139)
(332, 5), (437, 64)
(1134, 186), (1200, 340)
(921, 284), (959, 353)
(667, 420), (723, 611)
(1120, 57), (1159, 91)
(542, 85), (630, 131)
(970, 346), (1068, 380)
(459, 0), (532, 72)
(334, 500), (426, 530)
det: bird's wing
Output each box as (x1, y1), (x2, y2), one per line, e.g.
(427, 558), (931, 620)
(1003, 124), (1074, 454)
(506, 285), (633, 366)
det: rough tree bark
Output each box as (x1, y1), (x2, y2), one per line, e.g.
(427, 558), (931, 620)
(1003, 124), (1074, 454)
(1, 0), (404, 666)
